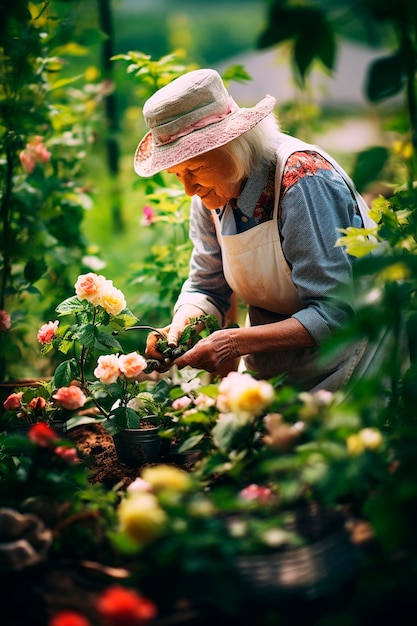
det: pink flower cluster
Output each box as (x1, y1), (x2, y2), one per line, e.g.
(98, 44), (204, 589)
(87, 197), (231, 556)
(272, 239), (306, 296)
(19, 136), (51, 174)
(75, 272), (126, 316)
(3, 384), (87, 417)
(94, 352), (147, 385)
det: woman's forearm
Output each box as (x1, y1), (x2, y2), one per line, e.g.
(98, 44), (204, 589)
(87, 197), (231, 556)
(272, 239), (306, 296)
(229, 318), (316, 357)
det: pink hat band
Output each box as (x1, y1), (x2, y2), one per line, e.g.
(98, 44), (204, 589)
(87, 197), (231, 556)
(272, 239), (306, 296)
(154, 97), (239, 146)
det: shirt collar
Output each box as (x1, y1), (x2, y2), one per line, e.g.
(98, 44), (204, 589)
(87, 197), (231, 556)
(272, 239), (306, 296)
(232, 159), (271, 217)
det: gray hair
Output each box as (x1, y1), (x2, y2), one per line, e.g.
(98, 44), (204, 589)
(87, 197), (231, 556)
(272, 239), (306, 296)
(215, 113), (280, 182)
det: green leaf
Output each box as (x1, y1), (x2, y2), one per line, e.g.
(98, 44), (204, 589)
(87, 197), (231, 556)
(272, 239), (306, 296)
(53, 359), (80, 388)
(24, 256), (47, 284)
(110, 310), (139, 331)
(94, 331), (122, 352)
(74, 323), (97, 348)
(57, 339), (76, 355)
(257, 6), (301, 49)
(365, 53), (406, 102)
(221, 65), (252, 84)
(178, 433), (205, 452)
(212, 413), (243, 452)
(56, 297), (87, 315)
(350, 146), (390, 192)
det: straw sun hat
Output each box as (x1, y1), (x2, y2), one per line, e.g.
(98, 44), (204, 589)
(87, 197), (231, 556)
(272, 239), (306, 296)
(134, 68), (276, 177)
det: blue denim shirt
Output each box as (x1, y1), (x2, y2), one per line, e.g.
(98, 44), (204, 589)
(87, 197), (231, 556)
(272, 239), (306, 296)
(175, 150), (362, 346)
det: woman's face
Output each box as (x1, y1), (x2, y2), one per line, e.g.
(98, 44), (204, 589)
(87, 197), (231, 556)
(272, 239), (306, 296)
(167, 149), (243, 209)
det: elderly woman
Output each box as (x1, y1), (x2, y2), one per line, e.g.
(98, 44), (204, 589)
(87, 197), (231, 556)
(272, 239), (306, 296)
(134, 68), (376, 391)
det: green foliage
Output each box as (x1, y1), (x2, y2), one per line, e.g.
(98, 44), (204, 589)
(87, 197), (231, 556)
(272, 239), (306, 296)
(258, 2), (336, 82)
(0, 0), (109, 381)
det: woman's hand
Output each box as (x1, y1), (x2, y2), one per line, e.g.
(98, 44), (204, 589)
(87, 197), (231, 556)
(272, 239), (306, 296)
(166, 304), (207, 347)
(144, 326), (173, 373)
(173, 329), (240, 372)
(144, 305), (210, 373)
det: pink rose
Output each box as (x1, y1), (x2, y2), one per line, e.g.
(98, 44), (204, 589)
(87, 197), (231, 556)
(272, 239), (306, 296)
(140, 205), (154, 226)
(74, 272), (106, 305)
(94, 354), (120, 385)
(53, 386), (87, 410)
(37, 320), (59, 344)
(19, 150), (36, 173)
(55, 446), (79, 464)
(32, 136), (51, 163)
(28, 396), (47, 410)
(172, 396), (192, 410)
(19, 137), (51, 173)
(0, 309), (11, 332)
(118, 352), (147, 380)
(3, 392), (23, 411)
(239, 484), (273, 504)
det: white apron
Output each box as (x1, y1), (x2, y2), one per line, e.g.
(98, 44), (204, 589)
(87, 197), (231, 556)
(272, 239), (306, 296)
(213, 134), (375, 391)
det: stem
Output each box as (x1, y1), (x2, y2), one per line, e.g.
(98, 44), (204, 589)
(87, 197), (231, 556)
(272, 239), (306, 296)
(0, 133), (14, 310)
(113, 325), (166, 338)
(398, 19), (417, 183)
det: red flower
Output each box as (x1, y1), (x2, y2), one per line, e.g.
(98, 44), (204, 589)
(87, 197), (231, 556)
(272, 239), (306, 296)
(28, 422), (59, 446)
(97, 586), (157, 626)
(49, 610), (91, 626)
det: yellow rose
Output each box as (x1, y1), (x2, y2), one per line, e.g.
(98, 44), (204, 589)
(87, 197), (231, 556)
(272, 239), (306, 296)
(346, 434), (365, 456)
(118, 493), (167, 545)
(141, 464), (192, 493)
(217, 372), (274, 418)
(99, 283), (126, 316)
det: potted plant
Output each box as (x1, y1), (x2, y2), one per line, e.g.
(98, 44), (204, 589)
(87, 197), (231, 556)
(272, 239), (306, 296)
(0, 379), (85, 438)
(91, 360), (172, 467)
(2, 271), (224, 467)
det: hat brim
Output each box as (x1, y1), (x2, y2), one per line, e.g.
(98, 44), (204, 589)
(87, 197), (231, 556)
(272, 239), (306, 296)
(134, 94), (276, 177)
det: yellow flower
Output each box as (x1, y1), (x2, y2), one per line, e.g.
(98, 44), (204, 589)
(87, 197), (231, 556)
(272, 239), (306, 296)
(141, 464), (192, 493)
(118, 493), (167, 545)
(346, 434), (365, 456)
(85, 66), (100, 82)
(347, 428), (383, 456)
(217, 371), (274, 418)
(99, 283), (126, 316)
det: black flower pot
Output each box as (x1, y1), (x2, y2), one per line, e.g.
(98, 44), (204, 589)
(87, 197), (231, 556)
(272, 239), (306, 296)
(112, 425), (161, 467)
